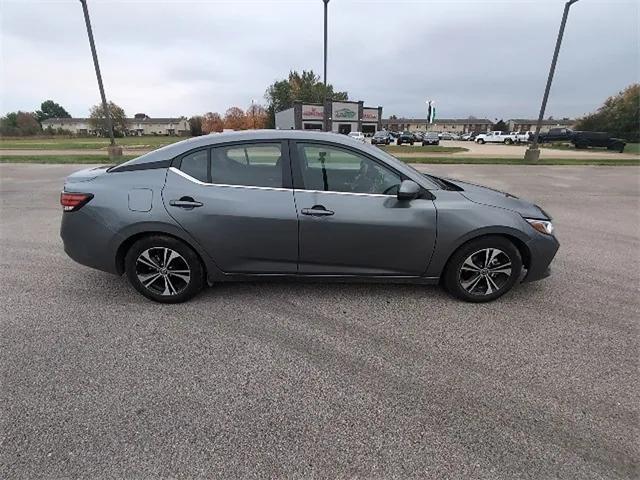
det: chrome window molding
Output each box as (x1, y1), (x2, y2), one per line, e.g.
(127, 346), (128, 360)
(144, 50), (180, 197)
(170, 167), (398, 198)
(169, 167), (292, 192)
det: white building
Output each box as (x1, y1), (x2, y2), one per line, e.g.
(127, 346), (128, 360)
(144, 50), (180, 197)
(42, 114), (189, 136)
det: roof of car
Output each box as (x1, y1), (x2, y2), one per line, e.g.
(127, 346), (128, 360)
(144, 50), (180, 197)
(119, 130), (367, 167)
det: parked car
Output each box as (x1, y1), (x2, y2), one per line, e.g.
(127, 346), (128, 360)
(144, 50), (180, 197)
(439, 132), (457, 140)
(461, 133), (473, 141)
(61, 130), (558, 304)
(536, 128), (625, 152)
(475, 131), (518, 144)
(371, 131), (392, 145)
(348, 131), (366, 142)
(413, 132), (424, 142)
(513, 131), (532, 144)
(422, 132), (440, 146)
(396, 131), (416, 145)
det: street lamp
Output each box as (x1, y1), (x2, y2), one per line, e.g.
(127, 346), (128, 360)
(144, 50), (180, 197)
(79, 0), (121, 159)
(525, 0), (580, 162)
(323, 0), (329, 92)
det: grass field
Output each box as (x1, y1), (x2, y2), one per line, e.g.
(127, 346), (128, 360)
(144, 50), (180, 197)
(380, 145), (468, 154)
(0, 136), (182, 150)
(2, 154), (638, 167)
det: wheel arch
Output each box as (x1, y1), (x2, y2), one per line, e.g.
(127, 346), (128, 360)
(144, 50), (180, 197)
(428, 227), (533, 279)
(112, 222), (221, 281)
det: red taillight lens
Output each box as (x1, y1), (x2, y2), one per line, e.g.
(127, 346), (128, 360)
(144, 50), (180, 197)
(60, 192), (93, 212)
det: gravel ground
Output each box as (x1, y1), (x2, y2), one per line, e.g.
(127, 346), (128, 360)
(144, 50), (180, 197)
(1, 163), (638, 479)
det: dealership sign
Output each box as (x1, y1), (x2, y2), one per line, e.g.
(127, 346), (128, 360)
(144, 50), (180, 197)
(302, 105), (324, 120)
(333, 103), (358, 120)
(362, 108), (378, 122)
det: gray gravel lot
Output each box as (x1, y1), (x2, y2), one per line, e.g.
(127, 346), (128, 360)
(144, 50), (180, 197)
(1, 163), (638, 479)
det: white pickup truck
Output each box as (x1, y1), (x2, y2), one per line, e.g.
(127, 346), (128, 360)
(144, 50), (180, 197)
(475, 131), (518, 144)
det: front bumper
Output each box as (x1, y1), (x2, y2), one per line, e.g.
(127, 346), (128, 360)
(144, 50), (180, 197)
(522, 232), (560, 283)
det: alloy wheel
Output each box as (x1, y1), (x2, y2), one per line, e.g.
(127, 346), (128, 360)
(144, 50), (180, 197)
(458, 248), (513, 296)
(135, 247), (191, 296)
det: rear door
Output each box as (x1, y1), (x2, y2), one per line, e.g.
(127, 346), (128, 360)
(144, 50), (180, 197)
(290, 141), (437, 276)
(162, 141), (298, 273)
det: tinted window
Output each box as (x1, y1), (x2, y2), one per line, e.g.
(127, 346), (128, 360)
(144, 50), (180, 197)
(297, 143), (401, 195)
(211, 143), (282, 188)
(180, 150), (208, 182)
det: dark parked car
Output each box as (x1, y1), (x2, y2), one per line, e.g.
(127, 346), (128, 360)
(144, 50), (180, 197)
(422, 132), (440, 146)
(537, 128), (626, 152)
(371, 131), (392, 145)
(61, 130), (559, 304)
(396, 131), (416, 145)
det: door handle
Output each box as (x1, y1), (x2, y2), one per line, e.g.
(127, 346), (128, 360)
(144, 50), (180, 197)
(301, 205), (334, 217)
(169, 196), (203, 209)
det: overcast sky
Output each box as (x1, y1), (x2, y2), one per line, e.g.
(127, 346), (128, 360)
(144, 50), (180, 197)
(1, 0), (638, 121)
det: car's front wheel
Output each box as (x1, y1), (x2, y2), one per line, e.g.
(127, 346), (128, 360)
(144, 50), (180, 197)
(125, 235), (204, 303)
(443, 236), (522, 302)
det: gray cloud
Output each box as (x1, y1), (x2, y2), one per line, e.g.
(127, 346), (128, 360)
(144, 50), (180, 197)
(2, 0), (638, 120)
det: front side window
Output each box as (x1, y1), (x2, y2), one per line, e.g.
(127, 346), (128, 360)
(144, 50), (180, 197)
(210, 143), (282, 188)
(296, 143), (402, 195)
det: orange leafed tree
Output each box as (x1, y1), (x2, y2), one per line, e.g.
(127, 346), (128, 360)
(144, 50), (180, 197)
(201, 112), (224, 133)
(244, 103), (268, 129)
(223, 107), (246, 130)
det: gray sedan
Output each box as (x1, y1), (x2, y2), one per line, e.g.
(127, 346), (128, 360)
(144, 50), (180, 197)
(60, 130), (559, 303)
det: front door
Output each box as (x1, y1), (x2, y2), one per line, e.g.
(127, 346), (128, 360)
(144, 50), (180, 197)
(163, 141), (298, 273)
(291, 141), (437, 276)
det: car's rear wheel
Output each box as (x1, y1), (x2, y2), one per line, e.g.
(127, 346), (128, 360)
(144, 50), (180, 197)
(125, 235), (204, 303)
(505, 138), (513, 145)
(443, 236), (522, 302)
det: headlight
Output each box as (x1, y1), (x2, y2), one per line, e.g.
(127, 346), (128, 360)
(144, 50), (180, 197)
(525, 218), (554, 235)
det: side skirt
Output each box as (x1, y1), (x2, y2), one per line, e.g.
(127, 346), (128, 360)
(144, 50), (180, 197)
(207, 273), (440, 286)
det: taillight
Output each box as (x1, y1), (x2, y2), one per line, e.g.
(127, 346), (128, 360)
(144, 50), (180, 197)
(60, 192), (94, 212)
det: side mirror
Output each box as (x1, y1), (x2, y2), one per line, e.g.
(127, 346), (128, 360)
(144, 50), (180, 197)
(397, 179), (420, 201)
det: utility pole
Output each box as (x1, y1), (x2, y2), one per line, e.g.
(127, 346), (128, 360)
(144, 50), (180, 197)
(525, 0), (580, 162)
(79, 0), (122, 159)
(323, 0), (329, 92)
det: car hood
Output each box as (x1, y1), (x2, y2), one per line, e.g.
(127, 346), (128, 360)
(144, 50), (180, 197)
(444, 178), (549, 219)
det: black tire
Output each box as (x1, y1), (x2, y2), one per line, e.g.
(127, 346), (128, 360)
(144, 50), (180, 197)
(435, 141), (440, 146)
(410, 141), (414, 145)
(478, 139), (485, 144)
(125, 235), (205, 303)
(397, 139), (402, 145)
(443, 236), (522, 303)
(505, 138), (513, 145)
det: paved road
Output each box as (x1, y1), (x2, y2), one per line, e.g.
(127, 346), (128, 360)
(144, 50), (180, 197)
(1, 164), (638, 479)
(1, 140), (638, 159)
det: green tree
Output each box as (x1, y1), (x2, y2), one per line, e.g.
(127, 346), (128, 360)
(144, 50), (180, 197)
(493, 119), (508, 132)
(188, 115), (204, 136)
(88, 101), (128, 136)
(264, 70), (348, 127)
(0, 111), (41, 136)
(575, 84), (640, 142)
(35, 100), (71, 123)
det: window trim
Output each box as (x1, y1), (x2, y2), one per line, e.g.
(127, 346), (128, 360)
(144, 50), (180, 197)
(173, 140), (292, 190)
(289, 139), (407, 196)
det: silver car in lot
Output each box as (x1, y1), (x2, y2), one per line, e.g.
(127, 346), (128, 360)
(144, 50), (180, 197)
(61, 130), (559, 303)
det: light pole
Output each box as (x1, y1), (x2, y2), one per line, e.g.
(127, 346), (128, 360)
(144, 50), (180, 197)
(79, 0), (121, 158)
(323, 0), (329, 92)
(525, 0), (580, 162)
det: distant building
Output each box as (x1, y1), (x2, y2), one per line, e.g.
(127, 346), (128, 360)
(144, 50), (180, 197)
(382, 118), (493, 134)
(42, 114), (189, 136)
(276, 100), (383, 135)
(507, 118), (575, 133)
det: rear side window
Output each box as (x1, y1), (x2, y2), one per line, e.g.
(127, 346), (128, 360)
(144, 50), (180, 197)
(211, 143), (282, 188)
(180, 150), (208, 182)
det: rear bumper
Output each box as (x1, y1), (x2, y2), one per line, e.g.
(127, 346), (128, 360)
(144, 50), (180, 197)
(61, 209), (121, 275)
(522, 233), (560, 283)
